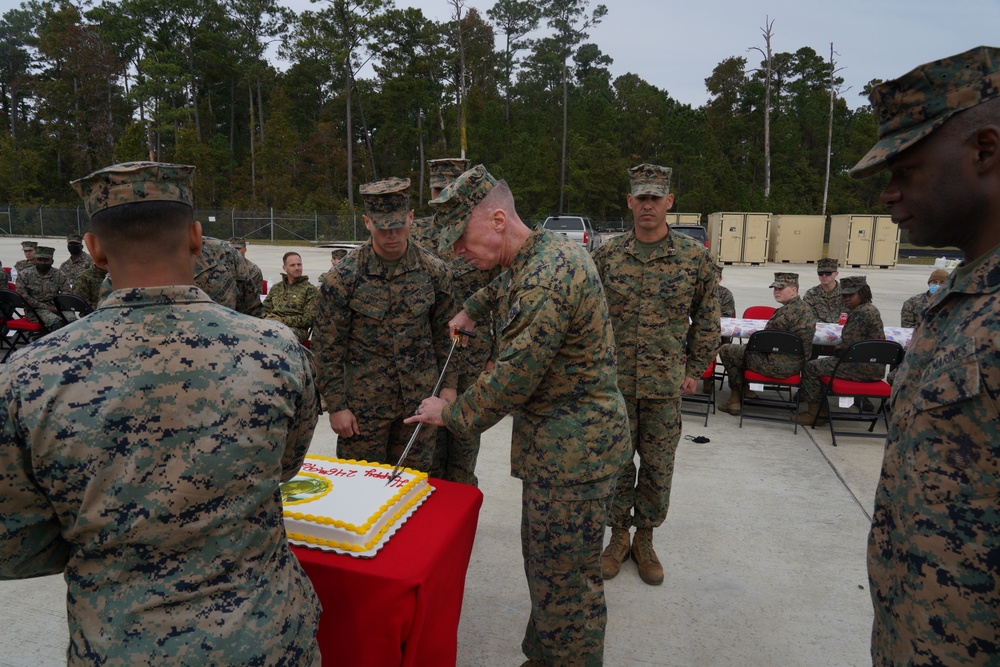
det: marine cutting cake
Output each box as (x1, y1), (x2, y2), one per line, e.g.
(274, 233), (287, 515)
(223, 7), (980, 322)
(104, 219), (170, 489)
(281, 455), (432, 558)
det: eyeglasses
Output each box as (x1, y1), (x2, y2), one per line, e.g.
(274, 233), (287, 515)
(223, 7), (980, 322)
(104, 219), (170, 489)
(817, 271), (834, 276)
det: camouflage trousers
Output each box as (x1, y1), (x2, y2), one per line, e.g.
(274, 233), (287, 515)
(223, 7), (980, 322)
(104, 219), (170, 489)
(28, 307), (68, 331)
(336, 405), (438, 472)
(521, 475), (615, 667)
(719, 343), (803, 390)
(609, 397), (680, 529)
(800, 356), (885, 404)
(433, 373), (482, 485)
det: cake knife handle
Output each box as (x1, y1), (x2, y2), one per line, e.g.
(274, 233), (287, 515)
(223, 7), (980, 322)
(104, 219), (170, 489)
(387, 328), (476, 485)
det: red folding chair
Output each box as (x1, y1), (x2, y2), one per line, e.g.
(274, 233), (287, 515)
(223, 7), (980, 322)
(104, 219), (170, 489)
(0, 288), (50, 362)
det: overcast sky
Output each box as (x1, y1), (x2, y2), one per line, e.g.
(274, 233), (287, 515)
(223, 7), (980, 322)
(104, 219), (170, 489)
(286, 0), (1000, 110)
(5, 0), (998, 110)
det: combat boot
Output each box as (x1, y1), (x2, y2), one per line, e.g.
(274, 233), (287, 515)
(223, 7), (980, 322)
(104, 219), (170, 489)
(743, 387), (759, 399)
(795, 402), (828, 427)
(631, 528), (663, 585)
(718, 388), (742, 415)
(601, 526), (630, 579)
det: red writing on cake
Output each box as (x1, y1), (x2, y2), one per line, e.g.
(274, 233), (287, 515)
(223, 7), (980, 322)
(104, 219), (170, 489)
(301, 461), (357, 477)
(364, 468), (407, 488)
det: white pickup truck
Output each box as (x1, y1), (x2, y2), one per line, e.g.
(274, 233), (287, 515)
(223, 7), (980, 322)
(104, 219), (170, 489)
(542, 215), (596, 252)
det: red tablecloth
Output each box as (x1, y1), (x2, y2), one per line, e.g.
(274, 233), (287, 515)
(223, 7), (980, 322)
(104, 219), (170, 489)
(291, 479), (484, 666)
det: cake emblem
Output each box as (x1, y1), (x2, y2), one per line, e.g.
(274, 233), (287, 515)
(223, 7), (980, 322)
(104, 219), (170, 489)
(281, 473), (332, 505)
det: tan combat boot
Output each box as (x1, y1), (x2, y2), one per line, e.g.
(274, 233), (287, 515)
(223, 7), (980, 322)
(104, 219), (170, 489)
(718, 387), (742, 415)
(631, 528), (664, 585)
(601, 526), (630, 579)
(795, 402), (828, 427)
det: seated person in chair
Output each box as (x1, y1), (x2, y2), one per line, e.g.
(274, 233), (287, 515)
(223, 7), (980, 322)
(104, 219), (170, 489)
(15, 245), (70, 331)
(796, 275), (886, 426)
(718, 272), (816, 415)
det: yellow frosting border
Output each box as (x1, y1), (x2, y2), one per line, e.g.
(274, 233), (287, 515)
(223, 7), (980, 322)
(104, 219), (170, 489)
(284, 457), (429, 539)
(286, 482), (432, 552)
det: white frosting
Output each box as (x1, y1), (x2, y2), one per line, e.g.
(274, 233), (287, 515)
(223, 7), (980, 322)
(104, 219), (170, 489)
(281, 456), (431, 555)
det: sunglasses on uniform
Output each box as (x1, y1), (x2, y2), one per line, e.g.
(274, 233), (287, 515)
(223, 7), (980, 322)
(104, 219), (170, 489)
(817, 271), (835, 276)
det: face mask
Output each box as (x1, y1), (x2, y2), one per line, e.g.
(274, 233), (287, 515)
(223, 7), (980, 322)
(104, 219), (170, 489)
(68, 243), (83, 255)
(928, 284), (941, 294)
(35, 263), (52, 274)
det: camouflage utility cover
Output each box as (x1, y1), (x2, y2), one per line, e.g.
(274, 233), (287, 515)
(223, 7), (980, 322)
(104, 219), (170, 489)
(851, 46), (1000, 177)
(769, 272), (799, 289)
(428, 157), (470, 190)
(35, 246), (55, 260)
(20, 241), (37, 250)
(817, 257), (839, 272)
(444, 229), (631, 486)
(0, 285), (321, 665)
(360, 177), (411, 230)
(591, 228), (720, 399)
(70, 161), (196, 216)
(839, 275), (868, 294)
(430, 164), (497, 252)
(628, 163), (672, 197)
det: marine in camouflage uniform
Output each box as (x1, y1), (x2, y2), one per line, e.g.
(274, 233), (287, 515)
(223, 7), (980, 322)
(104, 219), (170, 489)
(72, 263), (108, 310)
(262, 253), (318, 344)
(313, 177), (457, 472)
(803, 257), (843, 323)
(796, 275), (887, 425)
(592, 164), (719, 587)
(715, 264), (736, 350)
(58, 232), (94, 288)
(415, 166), (630, 666)
(0, 161), (321, 666)
(849, 46), (1000, 665)
(13, 240), (36, 274)
(718, 273), (816, 409)
(229, 236), (265, 313)
(15, 245), (70, 330)
(899, 268), (948, 328)
(421, 157), (501, 486)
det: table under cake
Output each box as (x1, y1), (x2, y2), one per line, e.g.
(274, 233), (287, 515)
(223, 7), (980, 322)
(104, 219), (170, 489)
(291, 478), (484, 666)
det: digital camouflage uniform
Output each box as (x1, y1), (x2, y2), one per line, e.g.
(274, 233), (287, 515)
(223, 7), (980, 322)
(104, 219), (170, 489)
(313, 178), (457, 472)
(59, 252), (93, 288)
(899, 290), (932, 329)
(804, 281), (843, 323)
(72, 264), (108, 310)
(0, 286), (321, 666)
(592, 227), (719, 531)
(15, 261), (69, 330)
(799, 299), (886, 403)
(433, 166), (630, 666)
(719, 293), (816, 390)
(262, 274), (318, 343)
(847, 46), (1000, 666)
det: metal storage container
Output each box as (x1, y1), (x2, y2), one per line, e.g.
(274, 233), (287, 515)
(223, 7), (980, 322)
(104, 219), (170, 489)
(768, 215), (825, 264)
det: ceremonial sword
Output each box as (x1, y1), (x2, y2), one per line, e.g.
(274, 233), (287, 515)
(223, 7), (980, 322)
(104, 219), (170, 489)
(386, 328), (475, 485)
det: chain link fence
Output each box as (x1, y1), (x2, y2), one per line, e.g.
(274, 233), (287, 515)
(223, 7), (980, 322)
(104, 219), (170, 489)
(0, 206), (373, 243)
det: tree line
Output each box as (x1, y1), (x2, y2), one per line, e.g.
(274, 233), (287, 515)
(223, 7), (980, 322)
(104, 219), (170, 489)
(0, 0), (890, 224)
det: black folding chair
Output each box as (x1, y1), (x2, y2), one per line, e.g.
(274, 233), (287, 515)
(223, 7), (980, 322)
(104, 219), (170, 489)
(813, 340), (905, 447)
(681, 359), (717, 427)
(738, 330), (805, 433)
(0, 288), (51, 362)
(55, 292), (93, 324)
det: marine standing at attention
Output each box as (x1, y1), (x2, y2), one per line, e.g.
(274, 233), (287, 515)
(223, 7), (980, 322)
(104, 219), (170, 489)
(406, 165), (631, 666)
(313, 177), (457, 473)
(0, 161), (321, 666)
(850, 46), (1000, 665)
(591, 163), (719, 586)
